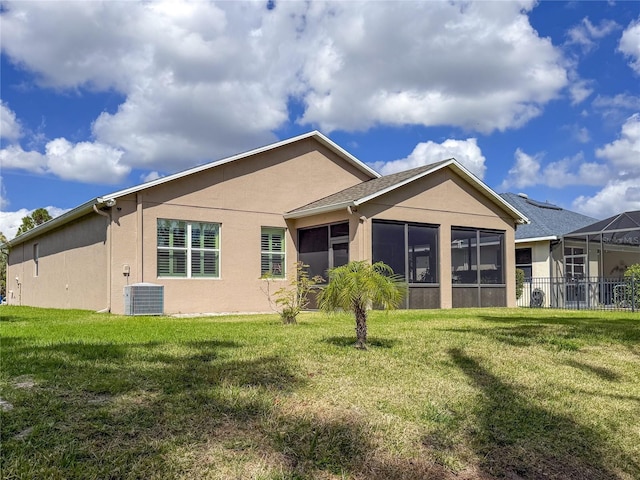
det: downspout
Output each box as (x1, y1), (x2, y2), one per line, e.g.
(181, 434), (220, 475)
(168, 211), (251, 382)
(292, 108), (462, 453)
(93, 203), (113, 313)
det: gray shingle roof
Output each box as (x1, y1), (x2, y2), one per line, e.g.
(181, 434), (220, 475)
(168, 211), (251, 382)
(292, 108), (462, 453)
(500, 192), (598, 241)
(287, 160), (452, 215)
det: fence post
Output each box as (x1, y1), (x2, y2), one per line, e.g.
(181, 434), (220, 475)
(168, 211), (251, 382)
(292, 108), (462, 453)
(633, 274), (636, 313)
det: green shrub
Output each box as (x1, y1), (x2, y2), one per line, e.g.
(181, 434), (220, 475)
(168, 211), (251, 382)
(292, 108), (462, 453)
(262, 261), (323, 324)
(623, 264), (640, 309)
(515, 268), (525, 300)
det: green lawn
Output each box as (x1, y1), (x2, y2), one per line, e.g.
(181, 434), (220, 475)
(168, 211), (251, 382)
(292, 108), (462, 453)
(1, 306), (639, 479)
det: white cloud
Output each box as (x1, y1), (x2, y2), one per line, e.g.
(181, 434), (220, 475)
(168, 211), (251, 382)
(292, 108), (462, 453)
(573, 113), (640, 217)
(572, 179), (640, 218)
(619, 18), (640, 75)
(0, 145), (48, 173)
(499, 149), (542, 190)
(376, 138), (487, 179)
(574, 126), (591, 144)
(44, 138), (129, 183)
(0, 177), (9, 210)
(569, 79), (594, 105)
(0, 139), (129, 184)
(0, 101), (22, 141)
(141, 171), (162, 183)
(566, 16), (620, 52)
(503, 114), (640, 216)
(0, 208), (30, 240)
(0, 0), (570, 176)
(297, 1), (567, 133)
(592, 93), (640, 125)
(595, 113), (640, 175)
(541, 153), (610, 188)
(500, 150), (609, 190)
(0, 206), (69, 240)
(593, 93), (640, 111)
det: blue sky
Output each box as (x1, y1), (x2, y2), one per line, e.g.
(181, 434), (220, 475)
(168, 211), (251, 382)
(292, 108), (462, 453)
(1, 0), (639, 239)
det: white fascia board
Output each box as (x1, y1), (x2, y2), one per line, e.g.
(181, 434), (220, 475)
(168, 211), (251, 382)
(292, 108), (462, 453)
(101, 131), (380, 202)
(349, 158), (530, 225)
(5, 132), (376, 246)
(283, 201), (354, 219)
(312, 131), (381, 178)
(515, 236), (558, 244)
(446, 160), (529, 224)
(352, 162), (450, 207)
(5, 198), (103, 247)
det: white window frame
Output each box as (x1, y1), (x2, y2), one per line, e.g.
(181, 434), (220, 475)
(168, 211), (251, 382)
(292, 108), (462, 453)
(157, 219), (221, 279)
(261, 227), (286, 278)
(34, 243), (39, 277)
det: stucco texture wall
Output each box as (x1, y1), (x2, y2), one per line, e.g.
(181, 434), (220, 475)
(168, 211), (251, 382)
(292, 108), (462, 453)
(107, 138), (373, 314)
(6, 214), (109, 310)
(357, 169), (517, 308)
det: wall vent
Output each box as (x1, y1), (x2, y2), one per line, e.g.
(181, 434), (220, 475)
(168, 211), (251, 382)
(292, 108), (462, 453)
(124, 283), (164, 316)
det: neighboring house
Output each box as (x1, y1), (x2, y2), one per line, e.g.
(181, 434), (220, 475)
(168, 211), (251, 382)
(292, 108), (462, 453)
(6, 132), (527, 314)
(564, 210), (640, 279)
(501, 192), (640, 309)
(499, 192), (597, 280)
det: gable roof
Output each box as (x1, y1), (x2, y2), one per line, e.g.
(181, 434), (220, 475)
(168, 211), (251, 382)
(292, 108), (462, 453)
(96, 130), (380, 203)
(287, 159), (529, 224)
(500, 192), (598, 242)
(5, 131), (379, 247)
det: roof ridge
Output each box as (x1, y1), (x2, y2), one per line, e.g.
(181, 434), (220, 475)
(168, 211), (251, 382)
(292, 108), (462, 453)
(287, 159), (450, 214)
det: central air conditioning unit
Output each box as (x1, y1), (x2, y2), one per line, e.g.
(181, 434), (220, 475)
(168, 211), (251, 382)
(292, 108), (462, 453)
(124, 283), (164, 316)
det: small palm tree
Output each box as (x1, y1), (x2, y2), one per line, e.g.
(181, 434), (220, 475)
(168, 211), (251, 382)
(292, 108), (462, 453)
(317, 261), (407, 349)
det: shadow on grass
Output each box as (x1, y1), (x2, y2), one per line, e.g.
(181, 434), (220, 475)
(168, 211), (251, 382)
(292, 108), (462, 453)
(480, 314), (640, 343)
(0, 315), (42, 323)
(1, 335), (450, 479)
(0, 338), (302, 478)
(322, 336), (398, 349)
(447, 348), (628, 480)
(564, 359), (621, 382)
(441, 314), (640, 352)
(269, 411), (455, 479)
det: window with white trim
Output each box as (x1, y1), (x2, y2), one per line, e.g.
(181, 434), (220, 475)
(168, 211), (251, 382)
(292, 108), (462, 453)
(261, 227), (285, 278)
(515, 248), (532, 279)
(34, 243), (39, 277)
(157, 219), (220, 278)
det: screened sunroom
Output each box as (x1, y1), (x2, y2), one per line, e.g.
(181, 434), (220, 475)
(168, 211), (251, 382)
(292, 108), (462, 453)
(545, 211), (640, 309)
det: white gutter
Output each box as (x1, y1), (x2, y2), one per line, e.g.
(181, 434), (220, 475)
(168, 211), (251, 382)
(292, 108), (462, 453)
(284, 201), (355, 219)
(285, 159), (530, 225)
(515, 236), (558, 244)
(92, 204), (113, 313)
(5, 199), (105, 247)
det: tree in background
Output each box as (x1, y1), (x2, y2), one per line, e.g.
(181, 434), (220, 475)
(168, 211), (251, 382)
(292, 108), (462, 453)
(16, 208), (52, 237)
(317, 261), (407, 349)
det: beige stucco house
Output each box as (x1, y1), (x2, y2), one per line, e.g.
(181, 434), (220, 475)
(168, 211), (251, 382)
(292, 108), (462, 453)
(5, 132), (527, 314)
